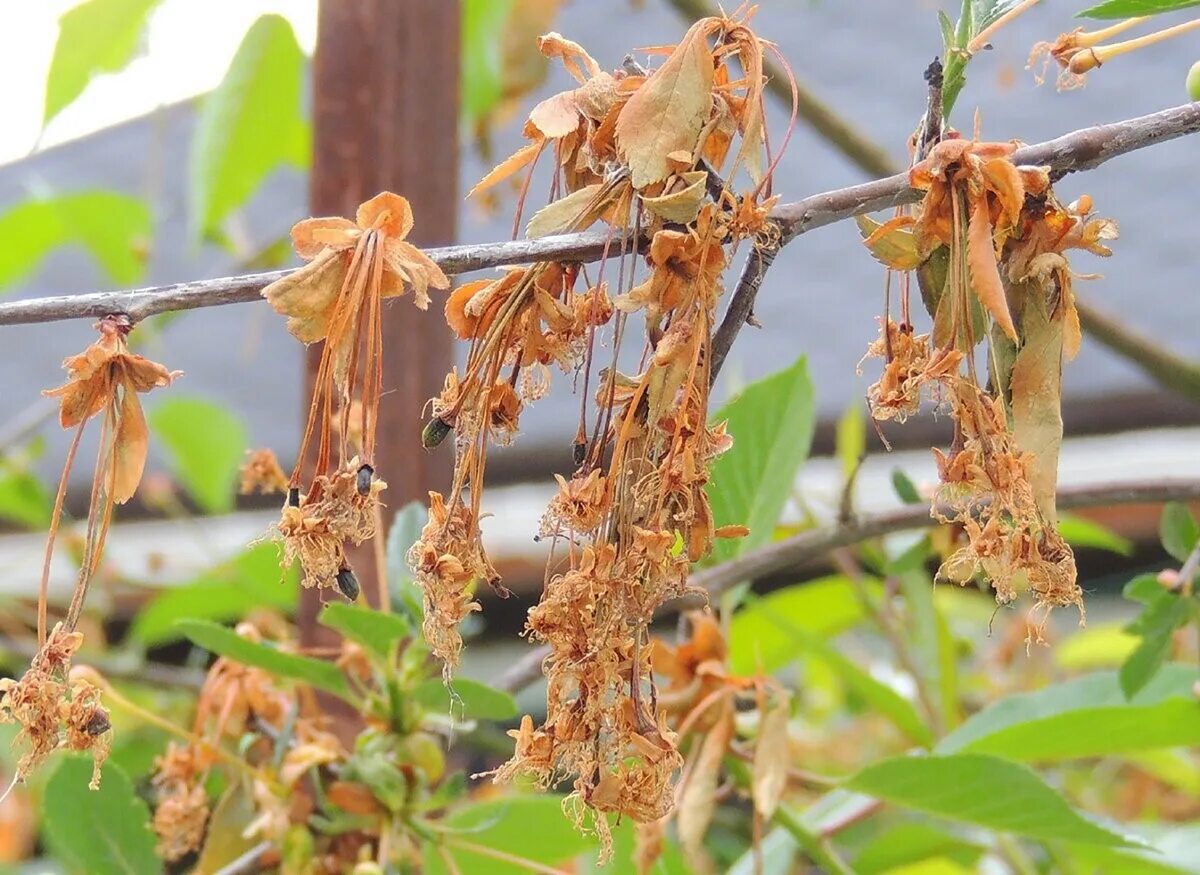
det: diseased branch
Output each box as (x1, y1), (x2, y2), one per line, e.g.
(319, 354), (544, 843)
(495, 476), (1200, 694)
(0, 104), (1197, 329)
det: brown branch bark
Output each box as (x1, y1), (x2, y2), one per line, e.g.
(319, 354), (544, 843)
(0, 104), (1196, 328)
(494, 476), (1200, 694)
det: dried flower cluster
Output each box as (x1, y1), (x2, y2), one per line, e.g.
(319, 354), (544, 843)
(0, 624), (110, 789)
(405, 11), (792, 849)
(860, 133), (1117, 626)
(261, 192), (449, 594)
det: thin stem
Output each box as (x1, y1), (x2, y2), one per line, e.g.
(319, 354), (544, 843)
(1097, 17), (1200, 60)
(772, 805), (856, 875)
(37, 419), (86, 646)
(967, 0), (1043, 53)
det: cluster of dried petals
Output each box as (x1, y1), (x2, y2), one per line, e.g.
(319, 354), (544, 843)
(860, 319), (962, 422)
(276, 457), (387, 594)
(406, 492), (501, 678)
(240, 448), (289, 495)
(1028, 28), (1096, 90)
(0, 624), (110, 788)
(151, 743), (213, 861)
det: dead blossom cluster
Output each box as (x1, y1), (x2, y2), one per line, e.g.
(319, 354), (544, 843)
(404, 12), (790, 852)
(859, 133), (1117, 625)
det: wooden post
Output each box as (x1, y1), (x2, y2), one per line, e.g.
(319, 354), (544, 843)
(302, 0), (458, 639)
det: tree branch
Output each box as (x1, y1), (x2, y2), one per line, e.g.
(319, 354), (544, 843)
(1075, 298), (1200, 402)
(0, 104), (1196, 329)
(495, 476), (1200, 694)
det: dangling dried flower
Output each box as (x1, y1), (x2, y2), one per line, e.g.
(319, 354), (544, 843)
(151, 743), (212, 862)
(0, 624), (109, 788)
(240, 448), (289, 495)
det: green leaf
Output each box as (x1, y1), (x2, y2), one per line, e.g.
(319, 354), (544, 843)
(845, 754), (1134, 847)
(43, 0), (161, 125)
(148, 396), (248, 513)
(0, 464), (52, 529)
(412, 677), (518, 721)
(707, 357), (815, 564)
(1058, 515), (1134, 556)
(937, 666), (1200, 760)
(853, 823), (985, 875)
(729, 575), (872, 674)
(132, 543), (295, 645)
(462, 0), (514, 121)
(1079, 0), (1200, 18)
(319, 603), (412, 659)
(189, 14), (309, 243)
(43, 756), (163, 875)
(892, 468), (922, 505)
(836, 402), (865, 481)
(425, 796), (596, 874)
(1159, 502), (1199, 564)
(386, 500), (427, 621)
(176, 618), (350, 698)
(1120, 596), (1191, 699)
(0, 193), (151, 290)
(1055, 623), (1138, 671)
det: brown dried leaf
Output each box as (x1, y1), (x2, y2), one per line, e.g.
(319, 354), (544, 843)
(1011, 289), (1064, 525)
(109, 387), (148, 504)
(615, 20), (715, 189)
(752, 692), (790, 819)
(261, 249), (346, 343)
(469, 140), (543, 198)
(677, 706), (732, 872)
(968, 198), (1017, 341)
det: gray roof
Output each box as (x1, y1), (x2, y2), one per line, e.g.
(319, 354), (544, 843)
(2, 1), (1198, 491)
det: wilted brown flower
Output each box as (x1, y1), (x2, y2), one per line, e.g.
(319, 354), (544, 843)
(240, 448), (289, 495)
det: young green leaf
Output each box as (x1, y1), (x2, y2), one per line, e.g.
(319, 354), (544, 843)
(43, 756), (163, 875)
(937, 666), (1200, 760)
(0, 465), (52, 529)
(132, 542), (295, 645)
(319, 602), (412, 659)
(462, 0), (515, 122)
(1159, 501), (1199, 564)
(853, 822), (985, 875)
(176, 618), (350, 698)
(845, 754), (1135, 847)
(0, 193), (151, 290)
(1120, 595), (1191, 699)
(386, 499), (428, 621)
(729, 576), (872, 674)
(43, 0), (162, 126)
(148, 396), (248, 514)
(706, 357), (815, 564)
(424, 796), (595, 875)
(891, 468), (923, 505)
(1058, 515), (1134, 557)
(190, 14), (310, 244)
(1079, 0), (1200, 19)
(412, 677), (518, 721)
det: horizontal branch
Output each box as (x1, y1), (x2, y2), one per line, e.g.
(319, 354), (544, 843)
(0, 103), (1197, 328)
(495, 476), (1200, 694)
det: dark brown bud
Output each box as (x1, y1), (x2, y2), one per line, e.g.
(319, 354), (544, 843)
(421, 416), (453, 449)
(356, 463), (374, 496)
(336, 566), (360, 602)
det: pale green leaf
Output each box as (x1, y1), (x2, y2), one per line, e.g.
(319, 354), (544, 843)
(44, 0), (161, 125)
(729, 575), (872, 674)
(1058, 514), (1134, 556)
(412, 677), (518, 721)
(190, 14), (309, 243)
(43, 756), (163, 875)
(462, 0), (514, 120)
(845, 754), (1134, 846)
(1160, 501), (1199, 564)
(1055, 623), (1138, 670)
(425, 796), (596, 874)
(707, 357), (815, 564)
(0, 465), (52, 529)
(149, 396), (247, 514)
(0, 193), (151, 290)
(1080, 0), (1200, 18)
(319, 602), (412, 659)
(853, 822), (984, 875)
(132, 543), (295, 645)
(386, 500), (427, 621)
(177, 618), (350, 698)
(937, 666), (1200, 760)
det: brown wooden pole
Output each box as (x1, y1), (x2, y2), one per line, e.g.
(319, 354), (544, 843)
(302, 0), (458, 642)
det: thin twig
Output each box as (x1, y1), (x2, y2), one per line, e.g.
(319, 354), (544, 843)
(0, 105), (1196, 329)
(1076, 299), (1200, 401)
(495, 476), (1200, 694)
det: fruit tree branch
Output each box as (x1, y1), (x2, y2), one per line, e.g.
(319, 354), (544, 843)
(495, 476), (1200, 694)
(0, 103), (1196, 328)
